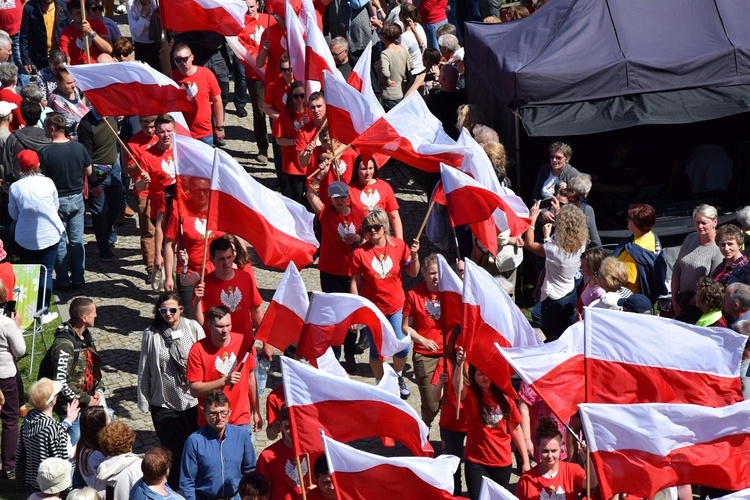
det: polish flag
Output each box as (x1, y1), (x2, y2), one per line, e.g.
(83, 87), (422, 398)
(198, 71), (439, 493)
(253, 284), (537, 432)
(346, 41), (373, 95)
(304, 12), (342, 91)
(171, 112), (192, 137)
(437, 254), (462, 330)
(478, 477), (518, 500)
(324, 70), (384, 145)
(322, 435), (457, 499)
(462, 259), (542, 396)
(225, 36), (265, 81)
(254, 262), (307, 351)
(306, 347), (349, 379)
(352, 92), (465, 172)
(584, 308), (745, 406)
(67, 62), (194, 117)
(495, 323), (584, 424)
(160, 0), (246, 36)
(173, 135), (318, 270)
(297, 292), (410, 359)
(281, 357), (433, 457)
(285, 0), (306, 84)
(579, 401), (750, 499)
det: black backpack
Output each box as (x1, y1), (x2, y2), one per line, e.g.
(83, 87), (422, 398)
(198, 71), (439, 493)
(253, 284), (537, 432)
(37, 329), (80, 381)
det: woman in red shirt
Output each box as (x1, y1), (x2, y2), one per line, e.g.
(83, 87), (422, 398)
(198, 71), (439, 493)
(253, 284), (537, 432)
(350, 209), (419, 391)
(348, 156), (403, 240)
(454, 346), (530, 500)
(516, 417), (595, 500)
(275, 81), (310, 204)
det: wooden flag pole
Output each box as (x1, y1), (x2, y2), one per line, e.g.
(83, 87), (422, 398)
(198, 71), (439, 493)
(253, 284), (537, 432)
(81, 3), (91, 64)
(415, 199), (435, 242)
(100, 116), (145, 174)
(455, 360), (464, 420)
(296, 456), (308, 500)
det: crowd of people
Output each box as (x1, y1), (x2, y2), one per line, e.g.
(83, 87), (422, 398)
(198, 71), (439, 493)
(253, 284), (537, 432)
(0, 0), (746, 498)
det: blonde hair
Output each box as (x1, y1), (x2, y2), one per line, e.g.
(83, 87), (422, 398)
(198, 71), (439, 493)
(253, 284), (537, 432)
(28, 378), (56, 410)
(363, 209), (390, 232)
(598, 257), (628, 292)
(457, 104), (480, 133)
(0, 279), (6, 303)
(693, 203), (718, 221)
(554, 204), (588, 253)
(483, 142), (507, 182)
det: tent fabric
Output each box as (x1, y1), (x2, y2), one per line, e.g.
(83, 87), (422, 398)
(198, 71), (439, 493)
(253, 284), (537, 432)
(464, 0), (750, 136)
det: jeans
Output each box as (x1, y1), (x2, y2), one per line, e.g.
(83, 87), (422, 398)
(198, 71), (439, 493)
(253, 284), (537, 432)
(365, 310), (409, 360)
(10, 33), (30, 87)
(422, 19), (449, 50)
(382, 98), (402, 112)
(89, 164), (124, 255)
(232, 56), (248, 108)
(465, 459), (511, 500)
(151, 405), (199, 489)
(20, 241), (59, 310)
(256, 356), (270, 394)
(198, 135), (214, 146)
(68, 416), (81, 446)
(270, 134), (286, 192)
(56, 192), (86, 286)
(440, 427), (466, 496)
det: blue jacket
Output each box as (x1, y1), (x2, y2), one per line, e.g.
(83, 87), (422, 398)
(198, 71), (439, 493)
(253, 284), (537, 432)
(130, 479), (185, 500)
(20, 0), (70, 68)
(612, 234), (668, 304)
(180, 424), (256, 500)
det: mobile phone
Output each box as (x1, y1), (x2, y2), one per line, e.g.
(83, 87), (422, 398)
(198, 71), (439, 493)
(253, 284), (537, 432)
(539, 198), (553, 210)
(3, 301), (15, 318)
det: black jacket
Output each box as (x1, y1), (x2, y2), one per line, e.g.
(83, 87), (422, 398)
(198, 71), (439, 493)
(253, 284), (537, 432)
(20, 0), (70, 69)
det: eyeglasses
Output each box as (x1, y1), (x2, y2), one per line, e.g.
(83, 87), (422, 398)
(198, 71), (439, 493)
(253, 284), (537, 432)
(280, 67), (292, 72)
(207, 410), (230, 418)
(174, 55), (191, 63)
(549, 155), (566, 161)
(364, 224), (383, 232)
(292, 93), (305, 100)
(331, 49), (347, 57)
(117, 52), (132, 58)
(159, 307), (181, 315)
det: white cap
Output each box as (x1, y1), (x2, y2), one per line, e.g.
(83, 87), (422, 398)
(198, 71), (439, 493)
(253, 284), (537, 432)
(0, 100), (16, 117)
(45, 380), (64, 406)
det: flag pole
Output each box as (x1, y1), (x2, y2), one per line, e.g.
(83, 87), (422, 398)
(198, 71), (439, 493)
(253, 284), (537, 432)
(199, 149), (218, 285)
(415, 199), (435, 242)
(306, 143), (350, 180)
(583, 308), (590, 499)
(296, 456), (308, 500)
(100, 116), (146, 175)
(81, 3), (91, 64)
(455, 359), (463, 420)
(306, 453), (313, 487)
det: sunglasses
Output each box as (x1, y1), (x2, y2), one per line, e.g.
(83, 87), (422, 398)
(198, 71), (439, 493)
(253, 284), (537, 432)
(292, 93), (305, 100)
(280, 67), (292, 72)
(159, 307), (181, 315)
(364, 224), (383, 232)
(174, 55), (191, 63)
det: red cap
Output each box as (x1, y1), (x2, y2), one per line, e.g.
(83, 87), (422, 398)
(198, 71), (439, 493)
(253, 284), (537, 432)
(18, 149), (40, 172)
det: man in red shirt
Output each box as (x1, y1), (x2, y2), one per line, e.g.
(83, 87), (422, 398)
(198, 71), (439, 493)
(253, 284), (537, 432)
(262, 54), (293, 192)
(296, 91), (326, 170)
(58, 0), (111, 65)
(418, 0), (448, 49)
(171, 43), (225, 146)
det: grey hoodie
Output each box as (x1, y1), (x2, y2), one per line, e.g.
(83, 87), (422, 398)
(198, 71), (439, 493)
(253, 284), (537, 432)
(2, 126), (51, 182)
(96, 453), (143, 500)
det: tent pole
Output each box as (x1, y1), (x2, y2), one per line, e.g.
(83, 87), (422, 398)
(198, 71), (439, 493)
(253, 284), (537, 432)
(514, 110), (521, 190)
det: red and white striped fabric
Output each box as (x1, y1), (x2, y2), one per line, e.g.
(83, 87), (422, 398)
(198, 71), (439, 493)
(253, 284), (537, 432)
(172, 135), (318, 270)
(171, 112), (192, 137)
(478, 477), (518, 500)
(437, 253), (462, 330)
(462, 260), (541, 396)
(66, 62), (194, 117)
(160, 0), (245, 36)
(322, 435), (456, 499)
(324, 70), (384, 145)
(285, 0), (306, 84)
(307, 347), (349, 379)
(352, 92), (465, 172)
(281, 357), (433, 457)
(495, 323), (584, 424)
(584, 308), (745, 406)
(304, 12), (342, 91)
(225, 36), (265, 81)
(254, 262), (307, 351)
(347, 41), (378, 104)
(579, 401), (750, 499)
(297, 292), (410, 359)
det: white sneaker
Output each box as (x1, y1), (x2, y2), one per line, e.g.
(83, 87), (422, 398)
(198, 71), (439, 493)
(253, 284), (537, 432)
(116, 4), (127, 13)
(41, 311), (59, 325)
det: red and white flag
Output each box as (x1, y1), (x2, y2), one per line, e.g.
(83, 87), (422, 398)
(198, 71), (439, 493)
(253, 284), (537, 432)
(225, 36), (265, 81)
(584, 308), (745, 406)
(297, 292), (410, 359)
(67, 62), (194, 117)
(352, 92), (465, 172)
(281, 357), (433, 457)
(285, 0), (307, 84)
(495, 323), (584, 424)
(478, 477), (518, 500)
(324, 70), (384, 145)
(171, 112), (192, 137)
(347, 41), (374, 97)
(254, 262), (307, 351)
(304, 12), (342, 91)
(307, 347), (349, 379)
(579, 401), (750, 499)
(322, 435), (457, 500)
(437, 254), (462, 330)
(462, 259), (542, 396)
(160, 0), (246, 36)
(173, 135), (318, 270)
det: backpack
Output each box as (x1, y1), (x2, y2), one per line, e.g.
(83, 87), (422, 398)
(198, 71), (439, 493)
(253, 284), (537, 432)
(37, 329), (80, 381)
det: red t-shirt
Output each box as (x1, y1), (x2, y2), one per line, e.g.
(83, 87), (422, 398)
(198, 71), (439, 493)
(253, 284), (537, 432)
(419, 0), (448, 24)
(403, 282), (443, 356)
(463, 390), (521, 467)
(348, 179), (399, 215)
(0, 89), (24, 131)
(58, 19), (109, 65)
(164, 206), (223, 274)
(307, 147), (356, 207)
(266, 385), (285, 428)
(0, 0), (23, 36)
(0, 262), (15, 302)
(126, 131), (157, 198)
(295, 121), (323, 168)
(516, 461), (586, 500)
(239, 13), (275, 81)
(186, 333), (257, 426)
(318, 205), (365, 277)
(257, 440), (320, 500)
(278, 110), (309, 176)
(265, 76), (290, 137)
(350, 238), (410, 316)
(431, 361), (467, 432)
(171, 66), (221, 140)
(260, 23), (288, 85)
(199, 269), (263, 339)
(138, 145), (175, 219)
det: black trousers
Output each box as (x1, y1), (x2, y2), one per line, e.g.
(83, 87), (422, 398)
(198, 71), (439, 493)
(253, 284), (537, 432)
(464, 459), (511, 500)
(151, 405), (199, 489)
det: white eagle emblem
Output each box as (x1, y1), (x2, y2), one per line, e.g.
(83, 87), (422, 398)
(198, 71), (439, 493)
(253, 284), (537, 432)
(541, 486), (566, 500)
(214, 351), (237, 376)
(161, 157), (175, 179)
(280, 35), (288, 51)
(371, 255), (392, 279)
(293, 118), (305, 130)
(360, 188), (380, 211)
(250, 26), (264, 45)
(482, 405), (504, 427)
(183, 81), (199, 99)
(284, 456), (307, 487)
(194, 218), (211, 239)
(337, 221), (356, 240)
(282, 93), (288, 106)
(76, 37), (87, 51)
(220, 286), (243, 312)
(425, 298), (441, 320)
(336, 160), (347, 176)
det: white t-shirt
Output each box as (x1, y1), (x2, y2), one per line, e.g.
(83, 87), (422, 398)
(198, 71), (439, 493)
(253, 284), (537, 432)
(399, 26), (427, 75)
(541, 242), (584, 301)
(540, 172), (560, 199)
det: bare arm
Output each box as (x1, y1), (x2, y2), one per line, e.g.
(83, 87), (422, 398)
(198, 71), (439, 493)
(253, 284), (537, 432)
(389, 210), (403, 240)
(524, 202), (546, 257)
(406, 238), (420, 277)
(510, 422), (531, 472)
(189, 370), (240, 397)
(350, 273), (362, 295)
(263, 101), (279, 121)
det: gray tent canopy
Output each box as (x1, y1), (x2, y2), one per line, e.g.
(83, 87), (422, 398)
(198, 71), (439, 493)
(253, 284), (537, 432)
(464, 0), (750, 137)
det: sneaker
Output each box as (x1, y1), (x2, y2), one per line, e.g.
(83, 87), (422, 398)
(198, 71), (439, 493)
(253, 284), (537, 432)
(41, 311), (59, 325)
(397, 375), (410, 400)
(236, 107), (248, 118)
(116, 3), (127, 13)
(123, 205), (136, 218)
(257, 150), (268, 163)
(109, 229), (118, 245)
(100, 251), (115, 262)
(343, 355), (357, 374)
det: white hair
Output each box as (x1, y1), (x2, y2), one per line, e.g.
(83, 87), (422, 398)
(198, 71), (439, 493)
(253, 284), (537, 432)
(736, 206), (750, 229)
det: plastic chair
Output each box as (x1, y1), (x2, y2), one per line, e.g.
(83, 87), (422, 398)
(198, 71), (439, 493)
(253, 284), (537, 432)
(13, 264), (50, 375)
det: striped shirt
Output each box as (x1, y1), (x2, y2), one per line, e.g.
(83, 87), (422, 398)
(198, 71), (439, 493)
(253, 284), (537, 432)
(16, 410), (69, 490)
